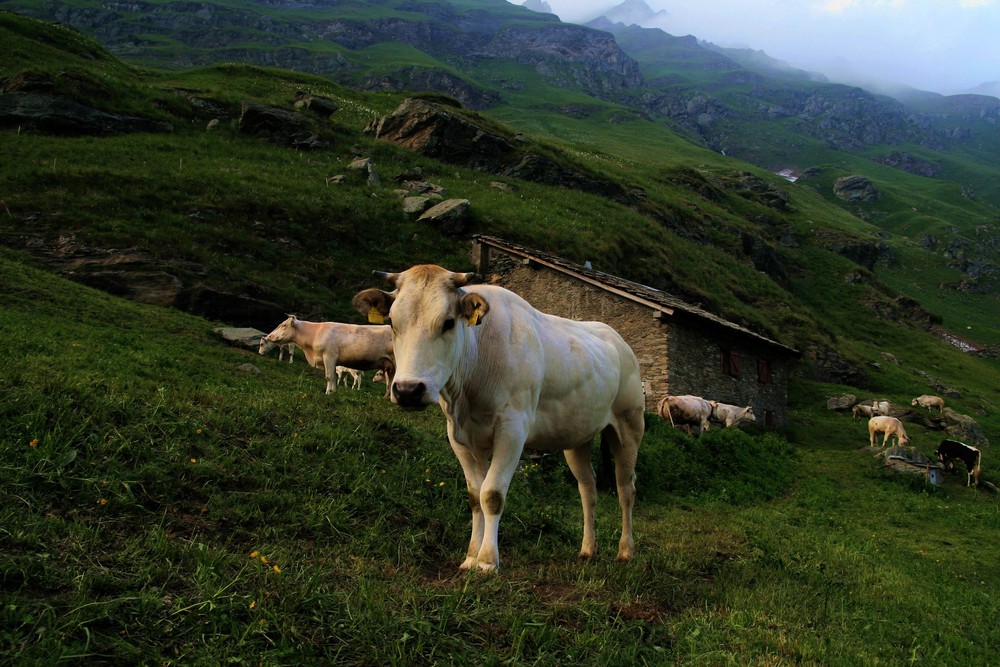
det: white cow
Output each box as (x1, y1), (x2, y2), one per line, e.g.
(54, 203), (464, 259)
(657, 395), (714, 435)
(258, 338), (296, 363)
(912, 394), (945, 413)
(868, 416), (910, 448)
(871, 400), (891, 416)
(259, 315), (394, 396)
(711, 402), (756, 428)
(335, 365), (364, 390)
(353, 265), (644, 572)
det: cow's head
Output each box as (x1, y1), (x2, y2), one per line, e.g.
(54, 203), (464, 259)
(352, 265), (487, 409)
(260, 315), (297, 353)
(262, 314), (297, 344)
(742, 406), (756, 423)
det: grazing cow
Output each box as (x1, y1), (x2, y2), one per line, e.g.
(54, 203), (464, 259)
(868, 416), (910, 448)
(912, 394), (945, 413)
(711, 402), (756, 428)
(352, 264), (644, 572)
(936, 439), (982, 487)
(260, 315), (394, 396)
(258, 338), (296, 363)
(871, 400), (891, 416)
(657, 395), (714, 435)
(336, 365), (364, 390)
(852, 404), (875, 421)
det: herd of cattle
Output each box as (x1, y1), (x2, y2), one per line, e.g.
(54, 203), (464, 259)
(850, 396), (982, 487)
(253, 264), (984, 570)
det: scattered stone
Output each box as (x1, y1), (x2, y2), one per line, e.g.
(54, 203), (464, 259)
(213, 327), (266, 349)
(237, 363), (262, 373)
(417, 198), (471, 234)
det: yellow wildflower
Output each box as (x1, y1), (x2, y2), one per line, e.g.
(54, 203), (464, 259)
(250, 551), (259, 559)
(99, 498), (108, 506)
(190, 458), (198, 464)
(438, 482), (445, 487)
(196, 428), (203, 434)
(249, 601), (256, 609)
(29, 438), (39, 448)
(272, 565), (281, 574)
(260, 556), (268, 564)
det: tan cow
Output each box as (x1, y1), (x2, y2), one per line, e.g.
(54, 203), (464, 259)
(260, 315), (394, 396)
(353, 265), (644, 572)
(711, 402), (756, 428)
(912, 394), (945, 413)
(868, 416), (910, 448)
(658, 395), (714, 435)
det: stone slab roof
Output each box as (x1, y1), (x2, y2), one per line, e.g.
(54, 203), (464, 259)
(473, 234), (799, 357)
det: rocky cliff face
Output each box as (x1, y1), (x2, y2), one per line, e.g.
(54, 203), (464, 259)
(29, 0), (642, 109)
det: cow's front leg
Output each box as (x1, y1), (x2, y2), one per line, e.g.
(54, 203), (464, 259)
(476, 426), (526, 572)
(323, 356), (337, 394)
(450, 440), (487, 571)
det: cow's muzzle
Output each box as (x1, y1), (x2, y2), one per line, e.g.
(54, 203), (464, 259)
(392, 380), (430, 410)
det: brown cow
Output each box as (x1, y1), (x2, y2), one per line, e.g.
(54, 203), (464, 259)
(658, 395), (714, 435)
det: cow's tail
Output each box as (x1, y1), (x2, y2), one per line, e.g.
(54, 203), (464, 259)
(658, 396), (675, 427)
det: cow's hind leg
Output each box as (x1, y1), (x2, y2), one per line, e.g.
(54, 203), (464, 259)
(563, 443), (598, 560)
(604, 409), (642, 562)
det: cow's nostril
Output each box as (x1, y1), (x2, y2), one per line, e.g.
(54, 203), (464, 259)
(392, 380), (427, 406)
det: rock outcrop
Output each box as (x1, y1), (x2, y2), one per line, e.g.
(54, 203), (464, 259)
(0, 92), (172, 136)
(833, 175), (880, 202)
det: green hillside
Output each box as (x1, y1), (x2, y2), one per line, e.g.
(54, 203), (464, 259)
(2, 9), (1000, 663)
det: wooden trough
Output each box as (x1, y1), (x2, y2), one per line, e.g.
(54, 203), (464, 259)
(878, 445), (945, 485)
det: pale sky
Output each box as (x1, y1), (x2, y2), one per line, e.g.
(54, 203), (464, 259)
(523, 0), (1000, 95)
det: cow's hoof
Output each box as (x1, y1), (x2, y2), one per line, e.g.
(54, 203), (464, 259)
(459, 556), (477, 571)
(578, 550), (596, 560)
(476, 561), (498, 573)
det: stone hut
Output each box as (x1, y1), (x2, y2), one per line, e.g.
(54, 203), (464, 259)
(471, 235), (800, 428)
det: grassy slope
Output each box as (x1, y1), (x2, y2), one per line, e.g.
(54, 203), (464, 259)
(2, 250), (998, 665)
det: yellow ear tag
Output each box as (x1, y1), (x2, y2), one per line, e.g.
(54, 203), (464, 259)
(368, 307), (384, 324)
(467, 309), (480, 326)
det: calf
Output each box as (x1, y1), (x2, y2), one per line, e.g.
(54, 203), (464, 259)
(711, 402), (756, 428)
(658, 395), (714, 435)
(912, 394), (945, 413)
(336, 366), (364, 390)
(936, 439), (981, 487)
(260, 315), (394, 396)
(868, 415), (910, 448)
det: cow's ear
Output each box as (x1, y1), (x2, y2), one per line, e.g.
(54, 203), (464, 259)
(452, 272), (482, 288)
(352, 288), (394, 324)
(459, 293), (489, 326)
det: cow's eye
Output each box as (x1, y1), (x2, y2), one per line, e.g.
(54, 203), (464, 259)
(442, 318), (456, 334)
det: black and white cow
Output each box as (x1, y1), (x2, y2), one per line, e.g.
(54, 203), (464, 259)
(935, 439), (982, 487)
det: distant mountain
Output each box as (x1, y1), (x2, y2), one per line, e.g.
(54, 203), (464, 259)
(965, 81), (1000, 100)
(593, 0), (669, 30)
(520, 0), (553, 14)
